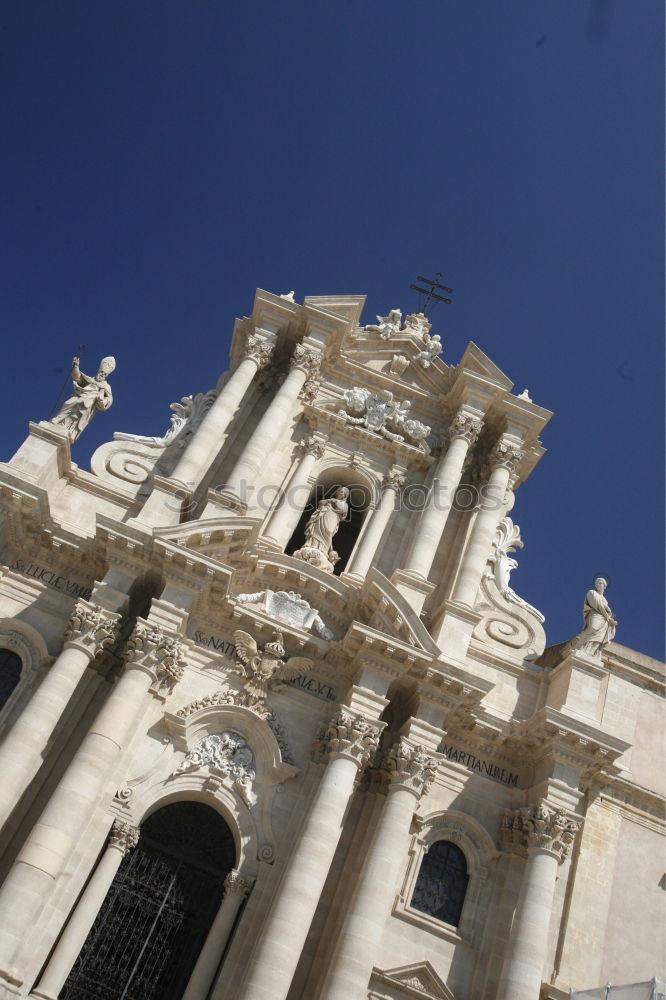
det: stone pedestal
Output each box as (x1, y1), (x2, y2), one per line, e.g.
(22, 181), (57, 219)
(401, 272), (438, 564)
(3, 423), (71, 490)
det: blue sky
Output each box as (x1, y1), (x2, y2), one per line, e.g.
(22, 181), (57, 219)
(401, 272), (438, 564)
(1, 1), (663, 658)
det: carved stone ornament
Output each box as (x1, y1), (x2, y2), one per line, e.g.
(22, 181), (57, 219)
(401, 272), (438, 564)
(296, 435), (326, 462)
(124, 621), (186, 696)
(64, 601), (121, 655)
(108, 819), (140, 856)
(414, 332), (443, 368)
(488, 518), (545, 623)
(364, 308), (403, 339)
(50, 355), (115, 442)
(383, 468), (406, 493)
(116, 389), (218, 452)
(233, 630), (313, 706)
(501, 802), (581, 863)
(488, 439), (524, 474)
(290, 343), (322, 377)
(293, 487), (349, 573)
(312, 709), (383, 768)
(338, 387), (431, 453)
(235, 590), (334, 640)
(176, 730), (255, 786)
(383, 739), (439, 799)
(448, 411), (483, 446)
(175, 690), (295, 765)
(224, 869), (254, 900)
(389, 354), (410, 377)
(244, 335), (275, 370)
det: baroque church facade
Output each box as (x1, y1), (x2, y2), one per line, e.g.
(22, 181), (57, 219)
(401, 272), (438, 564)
(0, 288), (662, 1000)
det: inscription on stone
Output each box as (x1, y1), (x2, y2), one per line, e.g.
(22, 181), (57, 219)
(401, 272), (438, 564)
(191, 630), (237, 660)
(286, 674), (336, 702)
(440, 742), (519, 787)
(10, 558), (92, 601)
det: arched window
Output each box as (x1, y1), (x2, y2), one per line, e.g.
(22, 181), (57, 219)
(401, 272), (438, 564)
(0, 648), (22, 709)
(410, 840), (469, 927)
(61, 801), (236, 1000)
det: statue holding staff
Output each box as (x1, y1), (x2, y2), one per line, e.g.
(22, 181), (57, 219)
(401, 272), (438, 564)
(51, 356), (116, 441)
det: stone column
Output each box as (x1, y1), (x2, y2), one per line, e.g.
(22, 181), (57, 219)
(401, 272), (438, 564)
(451, 436), (523, 609)
(403, 410), (483, 581)
(261, 434), (327, 549)
(182, 869), (253, 1000)
(0, 601), (120, 831)
(209, 343), (321, 516)
(171, 337), (275, 492)
(31, 821), (140, 1000)
(0, 621), (185, 990)
(345, 468), (405, 580)
(232, 709), (383, 1000)
(318, 740), (438, 1000)
(496, 802), (581, 1000)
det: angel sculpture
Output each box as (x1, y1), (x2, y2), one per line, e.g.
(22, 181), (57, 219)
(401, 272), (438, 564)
(415, 332), (443, 368)
(364, 309), (403, 340)
(232, 630), (312, 705)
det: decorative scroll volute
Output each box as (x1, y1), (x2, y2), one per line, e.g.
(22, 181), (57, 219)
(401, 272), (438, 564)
(244, 335), (275, 370)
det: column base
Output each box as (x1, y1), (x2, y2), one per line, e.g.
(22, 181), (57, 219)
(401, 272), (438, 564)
(390, 570), (435, 616)
(430, 600), (483, 657)
(2, 422), (71, 489)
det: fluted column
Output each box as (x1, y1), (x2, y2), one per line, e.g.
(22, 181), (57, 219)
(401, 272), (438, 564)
(0, 601), (120, 830)
(497, 802), (581, 1000)
(403, 409), (483, 581)
(231, 709), (383, 1000)
(317, 740), (438, 1000)
(451, 436), (523, 609)
(171, 336), (275, 492)
(182, 869), (253, 1000)
(208, 343), (321, 516)
(32, 821), (140, 1000)
(0, 621), (185, 989)
(345, 468), (405, 579)
(261, 434), (326, 549)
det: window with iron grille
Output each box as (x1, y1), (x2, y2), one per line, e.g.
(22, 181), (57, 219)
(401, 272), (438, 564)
(0, 648), (22, 709)
(410, 839), (469, 927)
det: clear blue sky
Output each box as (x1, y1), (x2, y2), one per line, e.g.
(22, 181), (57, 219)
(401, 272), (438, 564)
(1, 1), (663, 659)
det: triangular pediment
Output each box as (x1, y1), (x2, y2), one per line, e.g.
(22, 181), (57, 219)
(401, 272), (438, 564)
(372, 962), (455, 999)
(457, 341), (513, 390)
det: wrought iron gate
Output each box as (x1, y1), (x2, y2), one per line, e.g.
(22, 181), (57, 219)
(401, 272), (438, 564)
(61, 801), (236, 1000)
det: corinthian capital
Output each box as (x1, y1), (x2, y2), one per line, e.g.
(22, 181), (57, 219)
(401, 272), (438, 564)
(449, 411), (483, 446)
(383, 468), (406, 493)
(297, 434), (327, 461)
(290, 343), (322, 377)
(488, 438), (524, 474)
(383, 739), (439, 799)
(312, 709), (383, 769)
(244, 335), (275, 369)
(501, 802), (581, 863)
(224, 869), (254, 901)
(109, 819), (140, 855)
(124, 620), (186, 697)
(64, 601), (121, 656)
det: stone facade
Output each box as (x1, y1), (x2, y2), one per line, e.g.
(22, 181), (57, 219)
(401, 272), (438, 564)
(0, 288), (662, 1000)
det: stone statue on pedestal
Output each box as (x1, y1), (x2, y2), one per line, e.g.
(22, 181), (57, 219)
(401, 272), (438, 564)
(572, 576), (618, 657)
(293, 487), (349, 573)
(51, 356), (116, 441)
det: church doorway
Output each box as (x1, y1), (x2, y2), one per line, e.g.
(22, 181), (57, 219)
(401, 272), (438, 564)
(60, 801), (236, 1000)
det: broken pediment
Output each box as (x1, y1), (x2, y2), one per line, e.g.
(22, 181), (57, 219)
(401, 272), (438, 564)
(371, 961), (455, 1000)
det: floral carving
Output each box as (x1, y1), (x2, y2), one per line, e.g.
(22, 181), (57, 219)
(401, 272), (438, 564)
(448, 411), (483, 446)
(109, 819), (140, 855)
(338, 387), (431, 453)
(244, 335), (275, 370)
(488, 439), (524, 474)
(383, 739), (439, 798)
(290, 343), (322, 377)
(312, 709), (383, 768)
(175, 731), (256, 804)
(488, 517), (545, 623)
(64, 601), (121, 656)
(296, 435), (326, 462)
(224, 869), (254, 900)
(501, 802), (581, 863)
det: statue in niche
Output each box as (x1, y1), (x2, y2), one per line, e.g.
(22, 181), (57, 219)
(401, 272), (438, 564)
(293, 487), (349, 573)
(232, 630), (312, 705)
(364, 309), (403, 339)
(571, 577), (618, 658)
(51, 356), (116, 441)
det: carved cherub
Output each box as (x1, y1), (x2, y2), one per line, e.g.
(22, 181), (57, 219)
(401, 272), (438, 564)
(232, 630), (312, 704)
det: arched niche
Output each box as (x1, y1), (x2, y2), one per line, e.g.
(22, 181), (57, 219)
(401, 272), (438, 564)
(61, 800), (237, 1000)
(285, 464), (377, 575)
